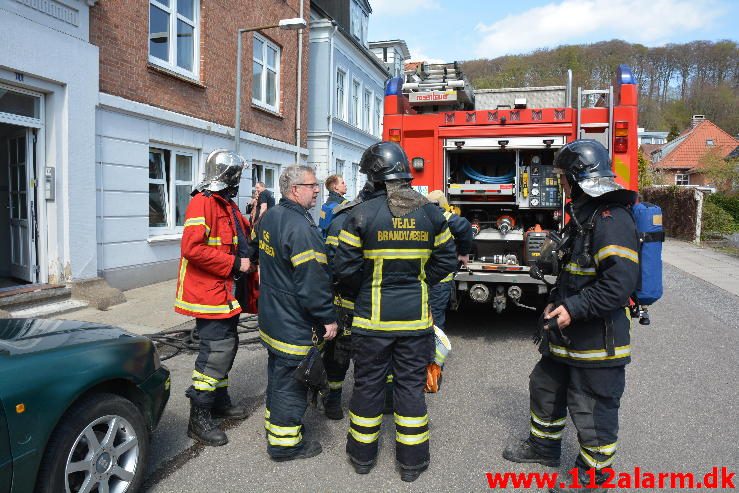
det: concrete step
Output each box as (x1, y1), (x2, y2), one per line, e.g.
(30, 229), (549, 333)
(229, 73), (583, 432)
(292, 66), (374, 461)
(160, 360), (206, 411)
(0, 284), (71, 310)
(8, 299), (90, 319)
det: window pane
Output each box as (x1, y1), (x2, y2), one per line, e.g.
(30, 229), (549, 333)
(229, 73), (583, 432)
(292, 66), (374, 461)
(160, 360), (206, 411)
(177, 0), (194, 20)
(252, 62), (263, 101)
(18, 165), (26, 192)
(253, 38), (263, 60)
(11, 166), (18, 191)
(149, 151), (165, 179)
(176, 20), (194, 71)
(149, 183), (168, 227)
(9, 138), (17, 163)
(266, 69), (276, 106)
(149, 5), (170, 61)
(0, 90), (39, 119)
(176, 154), (192, 180)
(267, 46), (277, 68)
(19, 192), (27, 219)
(156, 0), (170, 6)
(175, 185), (191, 226)
(17, 136), (25, 163)
(264, 168), (275, 189)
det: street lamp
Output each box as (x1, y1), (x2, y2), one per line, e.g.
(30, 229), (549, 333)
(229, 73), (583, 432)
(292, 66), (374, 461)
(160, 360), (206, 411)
(234, 17), (307, 156)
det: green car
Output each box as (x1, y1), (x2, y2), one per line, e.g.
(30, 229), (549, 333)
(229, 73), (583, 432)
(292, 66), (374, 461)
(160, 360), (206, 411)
(0, 319), (170, 493)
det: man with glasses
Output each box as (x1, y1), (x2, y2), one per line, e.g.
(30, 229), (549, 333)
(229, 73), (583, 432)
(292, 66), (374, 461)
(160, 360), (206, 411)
(250, 165), (338, 462)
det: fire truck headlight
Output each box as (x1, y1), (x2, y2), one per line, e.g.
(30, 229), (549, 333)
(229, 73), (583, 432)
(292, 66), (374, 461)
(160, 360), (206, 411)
(412, 157), (425, 171)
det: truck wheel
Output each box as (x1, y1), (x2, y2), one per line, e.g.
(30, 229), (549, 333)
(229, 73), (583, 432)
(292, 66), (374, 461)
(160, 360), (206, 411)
(36, 392), (149, 493)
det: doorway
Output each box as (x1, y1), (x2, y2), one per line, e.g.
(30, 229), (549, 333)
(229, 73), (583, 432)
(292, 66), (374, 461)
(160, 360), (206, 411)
(0, 122), (37, 287)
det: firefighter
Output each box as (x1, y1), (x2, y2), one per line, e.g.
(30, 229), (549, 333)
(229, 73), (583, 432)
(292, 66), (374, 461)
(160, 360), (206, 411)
(334, 142), (457, 482)
(322, 181), (378, 420)
(175, 149), (251, 447)
(252, 165), (338, 462)
(426, 190), (473, 331)
(502, 140), (640, 493)
(318, 174), (349, 237)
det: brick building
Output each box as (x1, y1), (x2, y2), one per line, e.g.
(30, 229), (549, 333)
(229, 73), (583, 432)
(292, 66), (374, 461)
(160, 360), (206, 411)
(91, 0), (310, 289)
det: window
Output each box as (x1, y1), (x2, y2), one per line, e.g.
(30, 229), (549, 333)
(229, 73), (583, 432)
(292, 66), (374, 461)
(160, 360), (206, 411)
(253, 34), (280, 112)
(374, 96), (383, 136)
(363, 90), (371, 132)
(706, 139), (715, 146)
(336, 159), (345, 177)
(351, 79), (361, 126)
(336, 69), (347, 120)
(675, 173), (689, 186)
(350, 0), (369, 46)
(149, 0), (199, 78)
(352, 162), (361, 199)
(149, 146), (196, 233)
(252, 163), (279, 200)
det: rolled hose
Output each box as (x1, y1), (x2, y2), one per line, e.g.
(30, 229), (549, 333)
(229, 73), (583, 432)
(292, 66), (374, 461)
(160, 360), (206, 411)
(461, 164), (514, 184)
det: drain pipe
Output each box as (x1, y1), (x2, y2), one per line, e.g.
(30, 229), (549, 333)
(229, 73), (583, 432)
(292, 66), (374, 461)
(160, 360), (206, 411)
(295, 0), (305, 165)
(327, 23), (338, 176)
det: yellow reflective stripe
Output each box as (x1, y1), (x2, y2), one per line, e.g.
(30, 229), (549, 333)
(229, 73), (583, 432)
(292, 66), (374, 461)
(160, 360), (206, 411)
(233, 235), (238, 245)
(216, 378), (229, 388)
(371, 259), (383, 322)
(420, 258), (428, 321)
(396, 430), (429, 445)
(440, 272), (454, 282)
(549, 344), (631, 361)
(530, 411), (566, 428)
(443, 210), (453, 220)
(184, 217), (207, 229)
(564, 262), (596, 276)
(363, 249), (431, 259)
(266, 423), (301, 437)
(594, 245), (639, 265)
(434, 227), (452, 247)
(320, 210), (326, 219)
(192, 370), (218, 384)
(334, 296), (355, 309)
(192, 382), (216, 391)
(579, 448), (616, 469)
(264, 408), (270, 430)
(583, 442), (618, 455)
(531, 424), (563, 440)
(174, 299), (240, 314)
(268, 433), (303, 446)
(435, 348), (447, 364)
(290, 249), (327, 267)
(338, 230), (362, 248)
(349, 428), (380, 444)
(394, 413), (428, 427)
(328, 381), (343, 390)
(207, 237), (222, 246)
(326, 235), (339, 247)
(176, 258), (188, 300)
(386, 374), (393, 383)
(192, 370), (218, 391)
(353, 316), (431, 332)
(349, 411), (382, 428)
(259, 330), (312, 356)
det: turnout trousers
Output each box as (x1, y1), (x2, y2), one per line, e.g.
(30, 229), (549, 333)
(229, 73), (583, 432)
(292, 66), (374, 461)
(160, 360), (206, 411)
(429, 281), (453, 330)
(528, 356), (626, 476)
(347, 333), (434, 469)
(186, 315), (239, 408)
(323, 335), (352, 406)
(264, 352), (309, 459)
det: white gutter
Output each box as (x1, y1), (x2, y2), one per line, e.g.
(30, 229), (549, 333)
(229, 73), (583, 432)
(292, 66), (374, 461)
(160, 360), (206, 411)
(327, 24), (338, 174)
(295, 0), (304, 164)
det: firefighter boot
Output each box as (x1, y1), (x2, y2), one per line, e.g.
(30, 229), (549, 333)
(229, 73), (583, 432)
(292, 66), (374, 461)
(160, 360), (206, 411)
(212, 388), (249, 420)
(270, 441), (323, 462)
(502, 439), (560, 467)
(349, 457), (376, 475)
(400, 464), (429, 483)
(323, 390), (344, 420)
(187, 403), (228, 446)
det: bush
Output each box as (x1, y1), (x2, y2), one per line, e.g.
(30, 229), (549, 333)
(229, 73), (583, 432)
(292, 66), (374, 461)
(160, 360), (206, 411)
(642, 186), (700, 241)
(701, 201), (738, 239)
(707, 193), (739, 223)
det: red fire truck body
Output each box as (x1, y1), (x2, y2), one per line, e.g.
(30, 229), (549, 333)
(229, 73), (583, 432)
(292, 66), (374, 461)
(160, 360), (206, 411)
(382, 64), (639, 312)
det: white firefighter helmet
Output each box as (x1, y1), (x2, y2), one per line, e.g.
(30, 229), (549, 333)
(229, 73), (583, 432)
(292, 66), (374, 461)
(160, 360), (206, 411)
(195, 149), (248, 193)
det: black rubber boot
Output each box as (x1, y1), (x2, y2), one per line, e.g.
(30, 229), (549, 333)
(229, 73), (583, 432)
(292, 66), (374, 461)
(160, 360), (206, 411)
(212, 388), (249, 420)
(187, 403), (228, 446)
(502, 439), (560, 467)
(399, 464), (428, 483)
(270, 440), (323, 462)
(349, 457), (376, 474)
(323, 391), (344, 420)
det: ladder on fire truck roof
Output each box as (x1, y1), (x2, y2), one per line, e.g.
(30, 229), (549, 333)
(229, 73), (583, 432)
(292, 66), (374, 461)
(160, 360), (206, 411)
(403, 62), (475, 109)
(577, 86), (614, 153)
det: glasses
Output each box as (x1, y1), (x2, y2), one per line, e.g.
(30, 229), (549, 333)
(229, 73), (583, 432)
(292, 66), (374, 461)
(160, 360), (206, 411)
(295, 183), (320, 189)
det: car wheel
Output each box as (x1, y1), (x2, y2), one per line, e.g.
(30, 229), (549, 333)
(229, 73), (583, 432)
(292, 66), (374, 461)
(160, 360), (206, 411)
(36, 392), (149, 493)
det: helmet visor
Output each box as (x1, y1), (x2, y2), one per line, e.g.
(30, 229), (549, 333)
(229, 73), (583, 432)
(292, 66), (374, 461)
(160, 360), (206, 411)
(578, 176), (623, 197)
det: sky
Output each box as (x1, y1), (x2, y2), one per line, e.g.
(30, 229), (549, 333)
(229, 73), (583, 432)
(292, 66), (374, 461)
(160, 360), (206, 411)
(367, 0), (739, 62)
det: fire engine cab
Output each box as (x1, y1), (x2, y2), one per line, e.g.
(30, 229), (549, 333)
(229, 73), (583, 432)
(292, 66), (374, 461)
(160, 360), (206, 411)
(383, 62), (639, 312)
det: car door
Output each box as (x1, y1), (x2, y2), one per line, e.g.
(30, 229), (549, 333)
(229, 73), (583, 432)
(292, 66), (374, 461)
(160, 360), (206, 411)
(0, 399), (12, 492)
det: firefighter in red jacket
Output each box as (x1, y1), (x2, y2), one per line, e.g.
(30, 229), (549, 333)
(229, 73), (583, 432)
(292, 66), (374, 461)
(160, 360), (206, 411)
(175, 149), (252, 446)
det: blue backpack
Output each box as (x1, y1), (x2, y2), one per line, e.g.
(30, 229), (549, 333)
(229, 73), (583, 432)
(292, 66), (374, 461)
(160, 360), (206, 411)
(632, 202), (664, 306)
(318, 201), (341, 239)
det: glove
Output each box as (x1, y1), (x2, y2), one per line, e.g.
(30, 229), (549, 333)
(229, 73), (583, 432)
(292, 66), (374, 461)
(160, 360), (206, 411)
(424, 363), (443, 393)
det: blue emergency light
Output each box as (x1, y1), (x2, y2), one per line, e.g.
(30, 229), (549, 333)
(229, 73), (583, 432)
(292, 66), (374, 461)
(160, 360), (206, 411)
(617, 65), (635, 85)
(385, 77), (403, 96)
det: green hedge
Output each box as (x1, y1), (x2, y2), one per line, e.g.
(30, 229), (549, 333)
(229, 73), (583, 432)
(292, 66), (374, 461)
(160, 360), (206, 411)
(701, 201), (739, 239)
(707, 193), (739, 223)
(642, 186), (699, 241)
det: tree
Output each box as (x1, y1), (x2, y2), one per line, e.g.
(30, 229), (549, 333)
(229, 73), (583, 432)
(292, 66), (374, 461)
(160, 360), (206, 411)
(637, 150), (654, 189)
(699, 149), (739, 192)
(667, 124), (681, 142)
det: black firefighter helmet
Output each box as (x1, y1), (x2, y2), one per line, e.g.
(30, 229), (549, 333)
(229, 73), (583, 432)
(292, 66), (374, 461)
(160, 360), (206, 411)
(554, 139), (623, 197)
(359, 141), (413, 182)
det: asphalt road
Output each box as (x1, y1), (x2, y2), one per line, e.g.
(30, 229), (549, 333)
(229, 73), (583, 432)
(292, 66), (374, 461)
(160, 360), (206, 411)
(142, 264), (739, 492)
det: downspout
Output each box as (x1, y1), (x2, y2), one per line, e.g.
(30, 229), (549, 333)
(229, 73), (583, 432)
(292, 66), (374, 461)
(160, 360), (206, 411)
(327, 23), (338, 176)
(295, 0), (304, 165)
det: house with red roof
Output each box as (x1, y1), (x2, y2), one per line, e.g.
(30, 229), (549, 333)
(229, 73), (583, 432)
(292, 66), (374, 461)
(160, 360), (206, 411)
(651, 115), (738, 187)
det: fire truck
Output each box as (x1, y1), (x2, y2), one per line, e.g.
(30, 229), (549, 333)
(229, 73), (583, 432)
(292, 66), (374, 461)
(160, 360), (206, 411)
(382, 62), (639, 312)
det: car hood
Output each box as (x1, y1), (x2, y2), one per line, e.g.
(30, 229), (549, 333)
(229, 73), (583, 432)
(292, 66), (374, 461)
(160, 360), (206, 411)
(0, 318), (133, 356)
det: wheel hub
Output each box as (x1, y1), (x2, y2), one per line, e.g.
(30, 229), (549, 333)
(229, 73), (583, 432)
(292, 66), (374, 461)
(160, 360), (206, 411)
(96, 452), (113, 474)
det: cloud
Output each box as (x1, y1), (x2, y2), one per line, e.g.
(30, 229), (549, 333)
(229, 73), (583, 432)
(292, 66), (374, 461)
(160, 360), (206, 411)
(408, 49), (446, 64)
(370, 0), (440, 16)
(473, 0), (724, 58)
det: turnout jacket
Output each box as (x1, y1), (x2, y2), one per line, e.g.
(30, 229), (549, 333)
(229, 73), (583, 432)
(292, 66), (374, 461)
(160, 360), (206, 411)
(542, 194), (640, 368)
(334, 191), (458, 337)
(439, 208), (474, 283)
(318, 190), (348, 235)
(252, 198), (337, 360)
(175, 192), (249, 319)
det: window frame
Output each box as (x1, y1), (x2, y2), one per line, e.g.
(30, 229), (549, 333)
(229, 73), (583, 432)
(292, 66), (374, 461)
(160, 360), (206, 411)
(675, 173), (689, 186)
(148, 144), (198, 236)
(252, 162), (281, 201)
(336, 68), (347, 121)
(374, 95), (383, 137)
(148, 0), (200, 80)
(362, 89), (372, 132)
(351, 78), (361, 127)
(252, 33), (281, 113)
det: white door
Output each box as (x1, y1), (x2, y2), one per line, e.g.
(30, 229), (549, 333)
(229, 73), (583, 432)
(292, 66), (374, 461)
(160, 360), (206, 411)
(7, 130), (36, 282)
